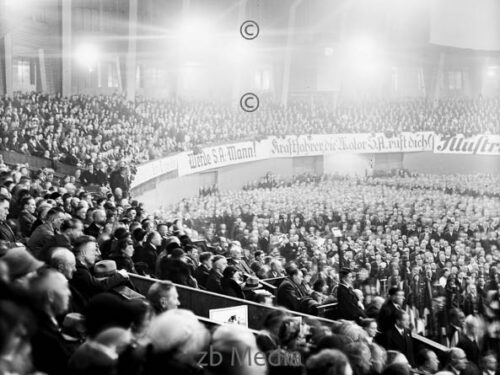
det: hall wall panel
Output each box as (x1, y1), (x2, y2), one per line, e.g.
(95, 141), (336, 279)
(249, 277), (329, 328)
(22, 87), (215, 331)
(403, 152), (500, 174)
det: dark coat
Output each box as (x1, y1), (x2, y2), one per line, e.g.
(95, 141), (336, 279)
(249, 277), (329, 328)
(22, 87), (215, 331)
(384, 326), (415, 366)
(27, 222), (56, 259)
(277, 278), (306, 312)
(194, 264), (210, 288)
(84, 222), (103, 240)
(0, 221), (16, 243)
(377, 300), (400, 333)
(18, 210), (36, 238)
(457, 334), (481, 364)
(206, 269), (223, 294)
(159, 257), (195, 287)
(31, 312), (75, 375)
(94, 170), (109, 186)
(228, 258), (254, 276)
(133, 243), (157, 276)
(221, 277), (245, 299)
(69, 261), (127, 308)
(336, 283), (366, 321)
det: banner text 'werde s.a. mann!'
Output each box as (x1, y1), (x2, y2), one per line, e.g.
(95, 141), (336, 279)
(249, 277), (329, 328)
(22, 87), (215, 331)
(269, 132), (434, 157)
(434, 134), (500, 155)
(177, 141), (262, 176)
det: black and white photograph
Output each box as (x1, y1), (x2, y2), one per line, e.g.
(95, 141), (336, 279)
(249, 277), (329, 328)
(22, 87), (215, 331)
(0, 0), (499, 374)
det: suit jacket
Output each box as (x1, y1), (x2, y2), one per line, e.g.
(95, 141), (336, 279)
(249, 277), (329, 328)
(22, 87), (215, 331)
(0, 221), (16, 244)
(194, 264), (210, 288)
(159, 257), (196, 287)
(27, 222), (57, 259)
(277, 278), (306, 312)
(258, 237), (270, 253)
(94, 170), (109, 186)
(457, 334), (480, 364)
(385, 326), (415, 366)
(69, 261), (127, 308)
(221, 277), (245, 299)
(228, 258), (254, 276)
(336, 283), (366, 321)
(84, 222), (103, 240)
(31, 312), (75, 375)
(133, 243), (157, 276)
(18, 210), (36, 238)
(206, 269), (223, 294)
(377, 301), (401, 333)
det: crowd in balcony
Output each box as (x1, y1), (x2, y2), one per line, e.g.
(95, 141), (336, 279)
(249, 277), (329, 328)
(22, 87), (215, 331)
(0, 94), (499, 172)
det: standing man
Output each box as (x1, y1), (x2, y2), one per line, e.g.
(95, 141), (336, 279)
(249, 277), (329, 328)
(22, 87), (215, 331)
(384, 310), (415, 367)
(336, 268), (367, 321)
(377, 287), (405, 333)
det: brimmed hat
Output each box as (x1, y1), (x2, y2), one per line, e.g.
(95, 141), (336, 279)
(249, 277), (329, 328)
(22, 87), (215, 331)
(242, 276), (261, 291)
(2, 247), (44, 279)
(94, 260), (117, 278)
(61, 312), (86, 342)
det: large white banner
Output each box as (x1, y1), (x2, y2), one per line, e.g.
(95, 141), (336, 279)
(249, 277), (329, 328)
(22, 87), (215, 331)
(268, 132), (434, 157)
(177, 141), (264, 176)
(434, 134), (500, 155)
(132, 155), (178, 188)
(133, 132), (436, 184)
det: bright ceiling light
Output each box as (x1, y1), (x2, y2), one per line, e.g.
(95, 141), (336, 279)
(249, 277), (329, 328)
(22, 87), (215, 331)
(75, 44), (100, 71)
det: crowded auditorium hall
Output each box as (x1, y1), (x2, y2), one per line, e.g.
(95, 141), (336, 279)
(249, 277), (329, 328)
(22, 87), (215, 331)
(1, 0), (500, 375)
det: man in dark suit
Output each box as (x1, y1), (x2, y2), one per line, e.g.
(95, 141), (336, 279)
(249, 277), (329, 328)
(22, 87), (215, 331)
(377, 287), (405, 334)
(206, 255), (227, 294)
(458, 315), (481, 367)
(28, 207), (65, 260)
(384, 310), (415, 367)
(194, 252), (213, 288)
(158, 248), (197, 287)
(258, 230), (270, 253)
(70, 236), (128, 308)
(336, 267), (366, 321)
(227, 244), (254, 279)
(134, 231), (161, 276)
(83, 209), (107, 240)
(277, 268), (307, 312)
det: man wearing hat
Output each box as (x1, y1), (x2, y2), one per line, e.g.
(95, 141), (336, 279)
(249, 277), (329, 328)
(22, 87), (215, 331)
(337, 267), (366, 321)
(71, 236), (129, 308)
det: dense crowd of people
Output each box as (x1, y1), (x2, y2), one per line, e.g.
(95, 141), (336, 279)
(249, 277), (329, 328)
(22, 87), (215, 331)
(0, 153), (498, 374)
(1, 94), (499, 173)
(0, 93), (499, 375)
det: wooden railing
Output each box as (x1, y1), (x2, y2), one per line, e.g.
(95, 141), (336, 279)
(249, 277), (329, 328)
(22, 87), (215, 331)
(129, 274), (339, 330)
(129, 274), (449, 356)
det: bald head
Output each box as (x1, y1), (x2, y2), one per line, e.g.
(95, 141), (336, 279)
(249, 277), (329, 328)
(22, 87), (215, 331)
(449, 348), (468, 371)
(50, 247), (76, 280)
